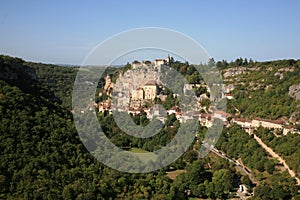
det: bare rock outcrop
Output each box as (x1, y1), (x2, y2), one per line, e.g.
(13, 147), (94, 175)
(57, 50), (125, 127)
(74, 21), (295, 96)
(289, 84), (300, 100)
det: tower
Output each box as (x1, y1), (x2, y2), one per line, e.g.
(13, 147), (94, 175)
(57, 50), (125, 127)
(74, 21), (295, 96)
(166, 54), (171, 65)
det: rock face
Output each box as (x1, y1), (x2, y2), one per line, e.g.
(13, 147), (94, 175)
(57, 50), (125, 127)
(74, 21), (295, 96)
(222, 67), (260, 78)
(289, 84), (300, 100)
(103, 75), (113, 94)
(223, 67), (247, 78)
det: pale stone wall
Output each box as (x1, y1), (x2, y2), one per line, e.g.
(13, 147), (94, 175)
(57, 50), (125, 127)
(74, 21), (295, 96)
(132, 88), (144, 100)
(143, 85), (157, 100)
(154, 59), (165, 66)
(252, 119), (283, 129)
(252, 119), (261, 128)
(260, 121), (283, 129)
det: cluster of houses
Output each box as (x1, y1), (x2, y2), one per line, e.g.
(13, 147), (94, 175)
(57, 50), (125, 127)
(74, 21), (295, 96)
(95, 55), (299, 136)
(97, 99), (111, 113)
(97, 100), (227, 125)
(96, 97), (299, 135)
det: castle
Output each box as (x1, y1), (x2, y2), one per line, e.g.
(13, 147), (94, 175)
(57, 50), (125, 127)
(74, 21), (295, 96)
(131, 54), (171, 69)
(129, 55), (171, 104)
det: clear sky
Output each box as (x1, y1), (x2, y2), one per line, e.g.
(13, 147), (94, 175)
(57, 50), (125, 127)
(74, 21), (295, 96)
(1, 0), (300, 65)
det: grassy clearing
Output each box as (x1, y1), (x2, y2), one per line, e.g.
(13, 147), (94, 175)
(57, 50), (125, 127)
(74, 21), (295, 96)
(166, 169), (187, 180)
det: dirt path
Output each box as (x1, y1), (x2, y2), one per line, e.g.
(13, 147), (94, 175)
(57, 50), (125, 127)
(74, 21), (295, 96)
(252, 134), (300, 185)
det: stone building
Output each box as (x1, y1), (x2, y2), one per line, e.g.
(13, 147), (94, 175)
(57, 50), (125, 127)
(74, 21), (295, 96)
(233, 118), (252, 128)
(154, 59), (166, 66)
(143, 80), (158, 100)
(131, 87), (144, 100)
(251, 118), (284, 129)
(153, 54), (171, 66)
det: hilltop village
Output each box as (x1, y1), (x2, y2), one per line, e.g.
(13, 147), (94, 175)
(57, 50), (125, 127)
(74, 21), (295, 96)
(95, 56), (300, 136)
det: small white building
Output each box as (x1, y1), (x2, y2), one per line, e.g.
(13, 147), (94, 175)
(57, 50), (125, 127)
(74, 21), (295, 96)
(283, 125), (300, 135)
(154, 59), (165, 66)
(225, 93), (234, 100)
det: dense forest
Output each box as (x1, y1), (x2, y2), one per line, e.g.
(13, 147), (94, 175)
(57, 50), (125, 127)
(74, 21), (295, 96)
(0, 55), (300, 199)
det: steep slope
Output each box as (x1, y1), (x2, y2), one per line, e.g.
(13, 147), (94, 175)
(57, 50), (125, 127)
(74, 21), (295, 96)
(0, 56), (91, 198)
(222, 59), (300, 121)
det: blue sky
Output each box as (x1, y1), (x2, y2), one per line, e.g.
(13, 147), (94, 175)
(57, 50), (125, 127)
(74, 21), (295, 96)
(1, 0), (300, 65)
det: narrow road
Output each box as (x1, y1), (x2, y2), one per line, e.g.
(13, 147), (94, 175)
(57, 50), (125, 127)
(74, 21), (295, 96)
(251, 133), (300, 186)
(202, 142), (258, 185)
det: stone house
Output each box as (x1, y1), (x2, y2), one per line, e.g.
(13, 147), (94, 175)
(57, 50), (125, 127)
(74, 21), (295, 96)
(232, 118), (252, 128)
(143, 80), (158, 100)
(252, 118), (284, 129)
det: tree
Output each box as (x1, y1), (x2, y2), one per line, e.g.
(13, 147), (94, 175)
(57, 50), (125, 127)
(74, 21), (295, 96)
(254, 184), (272, 200)
(255, 160), (265, 172)
(204, 180), (215, 199)
(264, 160), (275, 174)
(211, 169), (233, 198)
(183, 150), (198, 163)
(208, 58), (215, 67)
(194, 86), (207, 97)
(241, 175), (252, 186)
(234, 57), (244, 66)
(165, 113), (177, 126)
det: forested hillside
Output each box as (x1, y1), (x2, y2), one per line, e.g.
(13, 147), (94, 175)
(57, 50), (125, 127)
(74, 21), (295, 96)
(0, 56), (241, 199)
(1, 55), (300, 199)
(26, 62), (78, 109)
